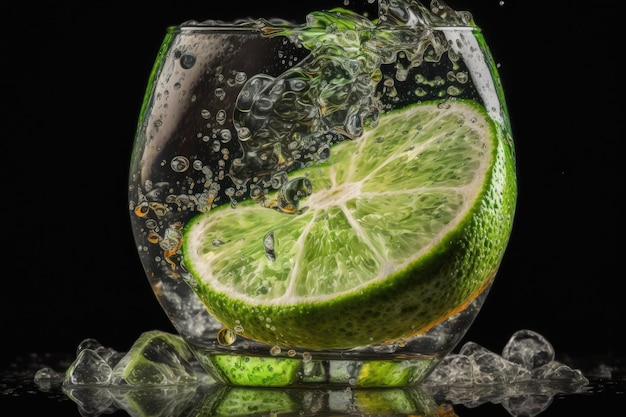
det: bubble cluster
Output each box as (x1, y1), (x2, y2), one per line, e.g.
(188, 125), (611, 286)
(224, 7), (472, 202)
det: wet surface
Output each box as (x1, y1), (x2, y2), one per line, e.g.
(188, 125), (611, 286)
(2, 352), (623, 416)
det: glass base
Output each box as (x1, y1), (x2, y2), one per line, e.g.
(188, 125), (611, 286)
(193, 349), (441, 388)
(180, 288), (490, 388)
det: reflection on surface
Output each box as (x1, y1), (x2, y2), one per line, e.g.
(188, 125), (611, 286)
(25, 328), (596, 416)
(37, 374), (590, 417)
(57, 381), (591, 417)
(63, 384), (445, 417)
(2, 351), (606, 417)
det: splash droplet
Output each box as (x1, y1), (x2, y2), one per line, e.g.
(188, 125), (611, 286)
(264, 231), (276, 261)
(217, 328), (237, 346)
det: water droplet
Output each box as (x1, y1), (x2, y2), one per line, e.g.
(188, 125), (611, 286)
(171, 156), (190, 172)
(447, 85), (463, 96)
(219, 129), (232, 143)
(217, 328), (237, 346)
(234, 71), (247, 84)
(215, 88), (226, 100)
(279, 177), (312, 208)
(192, 160), (203, 170)
(216, 109), (227, 124)
(414, 87), (428, 97)
(264, 231), (276, 261)
(237, 127), (251, 141)
(179, 53), (196, 69)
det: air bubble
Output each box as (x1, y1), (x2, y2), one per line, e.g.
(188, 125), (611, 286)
(237, 127), (252, 141)
(264, 231), (276, 261)
(170, 156), (190, 172)
(219, 129), (232, 143)
(217, 328), (237, 346)
(179, 53), (196, 69)
(234, 71), (247, 84)
(414, 87), (428, 97)
(215, 88), (226, 100)
(271, 171), (288, 189)
(216, 109), (227, 124)
(447, 86), (463, 96)
(456, 71), (469, 84)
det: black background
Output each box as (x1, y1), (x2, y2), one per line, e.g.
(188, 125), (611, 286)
(2, 0), (621, 371)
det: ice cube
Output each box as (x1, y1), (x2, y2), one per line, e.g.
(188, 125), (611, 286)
(502, 329), (555, 370)
(531, 360), (588, 382)
(110, 330), (199, 386)
(64, 349), (112, 385)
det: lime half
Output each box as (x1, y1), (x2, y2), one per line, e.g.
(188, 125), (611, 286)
(182, 99), (516, 349)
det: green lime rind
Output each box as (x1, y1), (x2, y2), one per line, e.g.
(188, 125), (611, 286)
(182, 99), (516, 349)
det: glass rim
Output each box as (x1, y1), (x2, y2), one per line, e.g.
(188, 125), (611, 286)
(173, 23), (478, 32)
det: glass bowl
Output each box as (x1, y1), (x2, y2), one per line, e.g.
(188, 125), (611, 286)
(128, 1), (515, 388)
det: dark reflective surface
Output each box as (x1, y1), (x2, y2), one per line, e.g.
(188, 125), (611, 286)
(2, 353), (623, 416)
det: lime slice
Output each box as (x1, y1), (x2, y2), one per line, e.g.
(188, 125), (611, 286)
(182, 99), (516, 349)
(203, 354), (299, 387)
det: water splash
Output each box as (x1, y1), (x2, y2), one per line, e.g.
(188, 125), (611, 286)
(188, 2), (476, 204)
